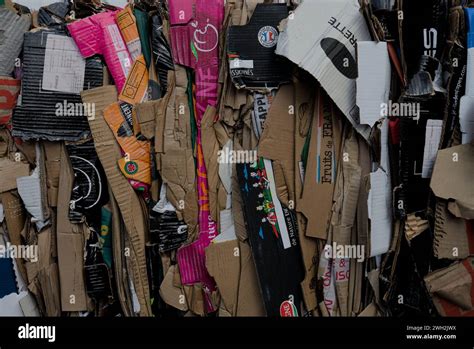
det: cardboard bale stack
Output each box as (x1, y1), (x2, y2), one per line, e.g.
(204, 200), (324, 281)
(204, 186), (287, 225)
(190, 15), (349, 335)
(0, 0), (472, 318)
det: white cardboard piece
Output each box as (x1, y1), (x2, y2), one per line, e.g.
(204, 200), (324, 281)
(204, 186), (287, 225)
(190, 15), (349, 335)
(356, 41), (391, 127)
(17, 167), (47, 226)
(369, 119), (392, 257)
(459, 48), (474, 143)
(368, 168), (392, 257)
(276, 0), (372, 139)
(422, 119), (443, 178)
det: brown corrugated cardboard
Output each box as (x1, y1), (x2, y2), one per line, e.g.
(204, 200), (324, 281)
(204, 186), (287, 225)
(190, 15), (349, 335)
(183, 284), (205, 316)
(1, 191), (27, 282)
(358, 302), (381, 316)
(157, 66), (195, 220)
(331, 127), (362, 316)
(431, 143), (474, 219)
(293, 77), (319, 312)
(299, 88), (342, 240)
(434, 200), (474, 260)
(43, 142), (61, 208)
(425, 258), (474, 316)
(405, 213), (430, 241)
(205, 239), (265, 316)
(56, 144), (88, 312)
(0, 158), (30, 193)
(18, 292), (40, 317)
(36, 226), (61, 317)
(81, 85), (152, 316)
(134, 99), (159, 140)
(258, 84), (295, 204)
(205, 239), (239, 314)
(109, 186), (133, 317)
(235, 241), (265, 316)
(159, 264), (188, 312)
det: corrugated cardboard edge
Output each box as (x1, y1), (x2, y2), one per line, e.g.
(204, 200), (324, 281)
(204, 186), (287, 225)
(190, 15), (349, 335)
(81, 86), (152, 316)
(56, 143), (88, 311)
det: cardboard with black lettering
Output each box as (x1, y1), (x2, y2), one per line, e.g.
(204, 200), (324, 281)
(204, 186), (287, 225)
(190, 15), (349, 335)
(276, 0), (372, 139)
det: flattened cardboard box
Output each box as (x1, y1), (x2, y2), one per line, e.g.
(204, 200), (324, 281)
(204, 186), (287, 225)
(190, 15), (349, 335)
(227, 3), (290, 89)
(237, 159), (304, 316)
(56, 144), (88, 311)
(12, 30), (103, 141)
(81, 85), (152, 316)
(276, 0), (371, 139)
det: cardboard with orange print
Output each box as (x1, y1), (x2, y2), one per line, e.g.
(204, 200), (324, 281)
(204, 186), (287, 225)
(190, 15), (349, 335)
(119, 55), (149, 105)
(115, 6), (142, 61)
(103, 101), (151, 185)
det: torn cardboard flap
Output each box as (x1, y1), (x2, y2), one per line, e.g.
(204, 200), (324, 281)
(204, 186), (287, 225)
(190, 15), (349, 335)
(56, 143), (88, 312)
(134, 99), (159, 140)
(16, 144), (50, 229)
(205, 239), (240, 315)
(159, 265), (188, 311)
(425, 258), (474, 316)
(81, 85), (152, 316)
(43, 142), (61, 208)
(0, 158), (30, 193)
(206, 238), (265, 316)
(258, 83), (295, 202)
(430, 143), (474, 219)
(299, 88), (342, 240)
(405, 213), (429, 241)
(434, 201), (474, 260)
